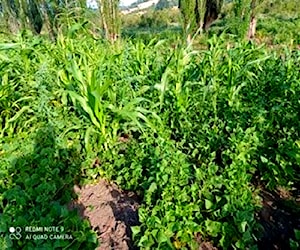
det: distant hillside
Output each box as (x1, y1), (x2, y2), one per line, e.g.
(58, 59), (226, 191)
(121, 0), (178, 14)
(155, 0), (178, 10)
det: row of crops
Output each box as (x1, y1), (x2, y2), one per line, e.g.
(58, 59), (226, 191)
(1, 31), (300, 249)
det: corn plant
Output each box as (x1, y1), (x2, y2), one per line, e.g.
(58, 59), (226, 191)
(56, 36), (161, 151)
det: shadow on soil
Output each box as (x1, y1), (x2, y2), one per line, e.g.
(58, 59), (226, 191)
(257, 187), (300, 250)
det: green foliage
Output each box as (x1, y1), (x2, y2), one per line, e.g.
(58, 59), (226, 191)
(179, 0), (224, 38)
(1, 23), (300, 250)
(256, 16), (300, 44)
(179, 0), (197, 33)
(213, 0), (300, 42)
(0, 33), (98, 249)
(122, 8), (181, 31)
(140, 9), (179, 28)
(0, 0), (88, 39)
(225, 0), (253, 38)
(156, 0), (179, 10)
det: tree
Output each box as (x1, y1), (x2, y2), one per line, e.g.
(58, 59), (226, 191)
(97, 0), (120, 42)
(179, 0), (195, 32)
(247, 0), (257, 39)
(203, 0), (223, 31)
(0, 0), (26, 33)
(232, 0), (258, 39)
(179, 0), (223, 37)
(0, 0), (87, 39)
(27, 0), (43, 34)
(1, 0), (43, 34)
(39, 0), (57, 40)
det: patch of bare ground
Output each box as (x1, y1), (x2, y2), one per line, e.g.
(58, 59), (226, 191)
(199, 241), (218, 250)
(194, 232), (218, 250)
(69, 180), (140, 250)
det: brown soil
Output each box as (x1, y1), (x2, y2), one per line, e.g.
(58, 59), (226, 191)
(69, 180), (140, 250)
(199, 241), (218, 250)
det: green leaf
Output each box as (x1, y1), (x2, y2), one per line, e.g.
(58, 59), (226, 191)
(68, 91), (100, 128)
(8, 106), (34, 123)
(205, 220), (222, 237)
(131, 226), (141, 237)
(295, 229), (300, 240)
(260, 156), (268, 163)
(148, 182), (157, 193)
(205, 199), (214, 210)
(0, 43), (21, 50)
(241, 221), (247, 233)
(157, 230), (168, 243)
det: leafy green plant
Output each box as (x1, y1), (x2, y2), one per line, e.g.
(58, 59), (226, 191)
(1, 25), (300, 250)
